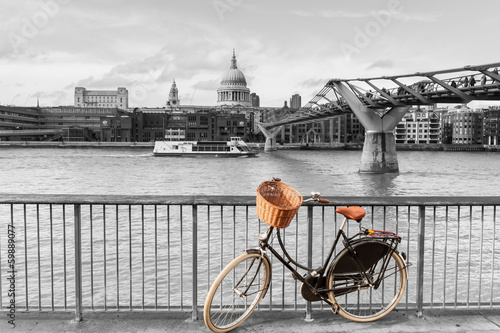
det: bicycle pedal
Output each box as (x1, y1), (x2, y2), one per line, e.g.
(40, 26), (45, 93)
(331, 303), (339, 315)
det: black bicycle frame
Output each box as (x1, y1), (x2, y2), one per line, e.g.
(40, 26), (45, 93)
(259, 223), (401, 304)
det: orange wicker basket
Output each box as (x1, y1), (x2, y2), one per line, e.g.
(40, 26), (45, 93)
(256, 181), (303, 228)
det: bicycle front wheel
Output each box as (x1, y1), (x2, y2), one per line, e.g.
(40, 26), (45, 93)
(204, 251), (271, 333)
(327, 240), (407, 322)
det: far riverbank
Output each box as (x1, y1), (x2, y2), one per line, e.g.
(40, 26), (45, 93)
(0, 141), (499, 152)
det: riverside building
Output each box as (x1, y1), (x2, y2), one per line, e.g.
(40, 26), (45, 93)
(0, 105), (124, 141)
(395, 108), (441, 144)
(441, 105), (483, 144)
(74, 87), (129, 109)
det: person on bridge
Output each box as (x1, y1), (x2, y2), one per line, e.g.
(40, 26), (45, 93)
(470, 75), (476, 86)
(481, 75), (487, 86)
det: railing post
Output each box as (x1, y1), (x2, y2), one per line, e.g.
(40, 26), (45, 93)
(192, 204), (198, 321)
(74, 204), (83, 322)
(416, 205), (426, 318)
(305, 206), (314, 322)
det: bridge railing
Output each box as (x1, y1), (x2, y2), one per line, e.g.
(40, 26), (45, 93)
(0, 195), (499, 321)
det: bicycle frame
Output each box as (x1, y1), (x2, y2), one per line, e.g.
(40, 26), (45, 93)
(257, 217), (403, 305)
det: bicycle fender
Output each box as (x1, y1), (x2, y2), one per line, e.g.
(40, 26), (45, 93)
(246, 248), (261, 255)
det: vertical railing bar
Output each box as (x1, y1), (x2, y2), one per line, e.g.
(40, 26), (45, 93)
(103, 205), (107, 311)
(295, 211), (298, 310)
(370, 206), (374, 230)
(155, 205), (158, 310)
(479, 205), (484, 307)
(220, 206), (223, 283)
(467, 206), (472, 307)
(128, 205), (132, 310)
(74, 204), (83, 322)
(381, 206), (386, 308)
(167, 205), (171, 310)
(321, 206), (325, 310)
(406, 206), (410, 307)
(24, 204), (28, 311)
(37, 204), (41, 310)
(141, 205), (145, 310)
(395, 206), (399, 307)
(454, 207), (461, 308)
(233, 205), (237, 311)
(491, 206), (496, 307)
(90, 205), (94, 310)
(207, 206), (211, 292)
(180, 205), (184, 310)
(281, 225), (285, 310)
(116, 205), (120, 310)
(416, 205), (425, 317)
(50, 204), (54, 311)
(192, 204), (198, 321)
(431, 206), (436, 308)
(443, 206), (449, 308)
(63, 205), (67, 310)
(305, 205), (314, 321)
(245, 205), (248, 253)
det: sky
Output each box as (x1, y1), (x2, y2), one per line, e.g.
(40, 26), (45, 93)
(1, 0), (500, 109)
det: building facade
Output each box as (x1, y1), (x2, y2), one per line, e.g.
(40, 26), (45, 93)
(74, 87), (129, 109)
(100, 109), (248, 143)
(441, 106), (483, 144)
(290, 94), (301, 110)
(0, 105), (122, 141)
(395, 109), (441, 144)
(483, 108), (500, 145)
(250, 93), (260, 107)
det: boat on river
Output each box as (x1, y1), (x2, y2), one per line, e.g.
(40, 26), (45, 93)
(153, 137), (258, 157)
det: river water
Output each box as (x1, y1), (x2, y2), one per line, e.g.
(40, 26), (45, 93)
(0, 147), (499, 196)
(1, 147), (499, 310)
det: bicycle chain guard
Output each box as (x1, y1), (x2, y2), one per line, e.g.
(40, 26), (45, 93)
(300, 276), (327, 302)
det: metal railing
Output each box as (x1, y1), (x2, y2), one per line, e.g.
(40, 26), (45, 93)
(0, 195), (499, 321)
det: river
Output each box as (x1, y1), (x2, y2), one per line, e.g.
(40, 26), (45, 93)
(0, 147), (499, 197)
(0, 147), (499, 310)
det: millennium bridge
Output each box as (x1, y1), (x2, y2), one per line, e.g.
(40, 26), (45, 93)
(259, 62), (500, 173)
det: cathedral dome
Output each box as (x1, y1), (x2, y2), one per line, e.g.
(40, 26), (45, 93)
(217, 50), (251, 107)
(220, 50), (247, 87)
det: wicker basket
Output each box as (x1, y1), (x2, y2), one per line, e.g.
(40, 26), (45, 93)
(256, 181), (303, 228)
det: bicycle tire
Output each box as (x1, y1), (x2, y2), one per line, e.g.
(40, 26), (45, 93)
(326, 239), (407, 322)
(204, 251), (271, 332)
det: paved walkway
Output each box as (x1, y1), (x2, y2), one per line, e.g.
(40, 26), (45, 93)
(2, 309), (499, 332)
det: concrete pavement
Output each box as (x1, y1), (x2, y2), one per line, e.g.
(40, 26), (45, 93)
(1, 309), (499, 332)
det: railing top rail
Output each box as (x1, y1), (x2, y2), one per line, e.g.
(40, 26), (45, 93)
(1, 194), (500, 207)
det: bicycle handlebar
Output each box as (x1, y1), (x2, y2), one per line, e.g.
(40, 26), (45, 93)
(303, 197), (330, 204)
(269, 177), (330, 204)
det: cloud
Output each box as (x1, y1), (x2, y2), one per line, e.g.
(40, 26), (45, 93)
(193, 78), (221, 91)
(35, 90), (69, 106)
(291, 10), (369, 19)
(366, 59), (394, 70)
(291, 9), (440, 22)
(298, 78), (330, 88)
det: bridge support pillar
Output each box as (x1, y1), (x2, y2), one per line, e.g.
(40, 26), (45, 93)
(257, 124), (283, 152)
(332, 81), (410, 173)
(360, 131), (399, 173)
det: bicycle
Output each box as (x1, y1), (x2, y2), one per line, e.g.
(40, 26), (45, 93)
(204, 179), (408, 332)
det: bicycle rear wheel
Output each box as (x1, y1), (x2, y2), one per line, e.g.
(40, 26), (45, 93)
(204, 251), (271, 333)
(327, 239), (407, 322)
